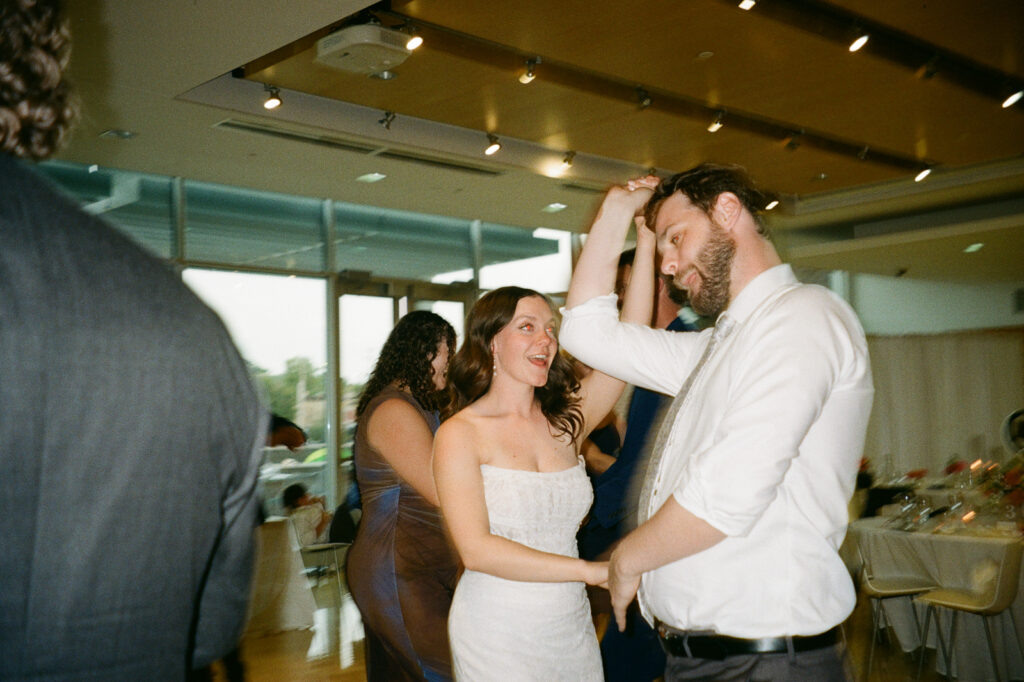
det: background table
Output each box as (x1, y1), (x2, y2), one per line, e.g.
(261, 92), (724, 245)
(849, 517), (1024, 681)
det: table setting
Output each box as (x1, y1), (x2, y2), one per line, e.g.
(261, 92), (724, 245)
(848, 451), (1024, 680)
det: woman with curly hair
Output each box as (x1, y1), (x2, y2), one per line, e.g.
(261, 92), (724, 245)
(346, 310), (460, 681)
(434, 281), (649, 680)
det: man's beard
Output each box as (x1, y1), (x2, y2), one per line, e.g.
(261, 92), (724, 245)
(686, 224), (735, 318)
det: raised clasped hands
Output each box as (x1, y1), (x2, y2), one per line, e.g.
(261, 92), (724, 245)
(603, 174), (661, 219)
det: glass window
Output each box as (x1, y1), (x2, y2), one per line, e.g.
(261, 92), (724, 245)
(182, 268), (328, 515)
(479, 226), (571, 293)
(185, 181), (324, 271)
(334, 202), (475, 281)
(38, 161), (174, 258)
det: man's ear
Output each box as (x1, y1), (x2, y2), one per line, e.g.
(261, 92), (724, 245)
(712, 192), (742, 231)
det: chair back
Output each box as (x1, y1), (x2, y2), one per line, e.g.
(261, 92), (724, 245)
(975, 540), (1023, 614)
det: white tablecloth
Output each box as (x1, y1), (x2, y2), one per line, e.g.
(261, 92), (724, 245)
(849, 518), (1024, 681)
(244, 517), (317, 636)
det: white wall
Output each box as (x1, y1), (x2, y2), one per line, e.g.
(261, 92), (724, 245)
(849, 273), (1024, 335)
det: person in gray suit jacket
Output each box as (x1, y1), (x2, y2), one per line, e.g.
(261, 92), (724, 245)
(0, 1), (267, 679)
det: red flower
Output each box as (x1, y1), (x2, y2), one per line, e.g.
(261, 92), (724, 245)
(906, 469), (928, 480)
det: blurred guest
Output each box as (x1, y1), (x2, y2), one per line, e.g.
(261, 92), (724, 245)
(268, 414), (307, 451)
(579, 245), (698, 681)
(282, 483), (332, 546)
(0, 2), (265, 679)
(346, 311), (460, 681)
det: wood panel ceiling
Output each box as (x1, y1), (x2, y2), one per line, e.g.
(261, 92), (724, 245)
(239, 0), (1024, 198)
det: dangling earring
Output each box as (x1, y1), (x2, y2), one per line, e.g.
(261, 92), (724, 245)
(491, 345), (497, 374)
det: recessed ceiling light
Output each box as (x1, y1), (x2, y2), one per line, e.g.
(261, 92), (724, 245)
(738, 0), (756, 9)
(356, 172), (387, 183)
(542, 202), (568, 213)
(963, 242), (984, 253)
(914, 168), (931, 182)
(764, 200), (779, 210)
(696, 51), (715, 60)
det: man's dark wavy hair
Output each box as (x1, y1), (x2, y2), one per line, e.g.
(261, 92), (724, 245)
(444, 286), (584, 445)
(644, 163), (772, 237)
(356, 310), (456, 416)
(0, 0), (77, 160)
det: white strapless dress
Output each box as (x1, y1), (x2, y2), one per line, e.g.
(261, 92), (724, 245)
(448, 458), (603, 681)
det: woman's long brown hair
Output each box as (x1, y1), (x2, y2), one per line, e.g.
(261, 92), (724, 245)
(444, 286), (583, 445)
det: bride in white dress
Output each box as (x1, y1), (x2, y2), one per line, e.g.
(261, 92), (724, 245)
(434, 239), (654, 681)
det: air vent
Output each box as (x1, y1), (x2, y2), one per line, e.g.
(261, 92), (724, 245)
(214, 119), (503, 176)
(561, 182), (606, 195)
(215, 119), (378, 153)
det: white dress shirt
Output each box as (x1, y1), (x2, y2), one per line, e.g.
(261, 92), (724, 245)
(560, 264), (873, 638)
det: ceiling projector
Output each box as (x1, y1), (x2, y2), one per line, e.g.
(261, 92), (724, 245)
(315, 24), (412, 75)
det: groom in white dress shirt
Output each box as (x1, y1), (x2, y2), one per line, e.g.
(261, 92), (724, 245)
(561, 164), (873, 680)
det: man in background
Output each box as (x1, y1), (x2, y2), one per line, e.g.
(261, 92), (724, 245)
(0, 1), (266, 679)
(579, 248), (698, 681)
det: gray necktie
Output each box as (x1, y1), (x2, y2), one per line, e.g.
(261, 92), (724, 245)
(637, 314), (737, 523)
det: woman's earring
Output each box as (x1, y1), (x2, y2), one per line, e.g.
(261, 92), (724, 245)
(492, 346), (497, 374)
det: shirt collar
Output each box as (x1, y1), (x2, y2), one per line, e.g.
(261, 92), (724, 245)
(722, 263), (797, 325)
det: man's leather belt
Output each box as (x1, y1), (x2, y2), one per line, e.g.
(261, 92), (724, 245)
(656, 622), (840, 661)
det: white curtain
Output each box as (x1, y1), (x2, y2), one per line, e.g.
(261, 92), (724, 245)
(863, 328), (1024, 479)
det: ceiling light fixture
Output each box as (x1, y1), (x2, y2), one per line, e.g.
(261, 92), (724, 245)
(356, 172), (387, 183)
(738, 0), (756, 9)
(484, 134), (501, 156)
(378, 110), (396, 130)
(914, 167), (932, 182)
(541, 203), (568, 214)
(1002, 90), (1023, 108)
(764, 199), (779, 210)
(707, 111), (724, 132)
(963, 242), (985, 253)
(636, 87), (652, 110)
(849, 33), (869, 52)
(263, 84), (282, 110)
(561, 151), (575, 169)
(519, 57), (541, 84)
(403, 25), (423, 51)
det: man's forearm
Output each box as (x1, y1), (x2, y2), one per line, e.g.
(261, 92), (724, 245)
(613, 496), (727, 577)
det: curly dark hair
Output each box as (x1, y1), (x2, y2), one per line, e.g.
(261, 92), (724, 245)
(356, 310), (456, 416)
(444, 286), (584, 445)
(644, 163), (772, 237)
(0, 0), (77, 160)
